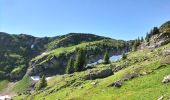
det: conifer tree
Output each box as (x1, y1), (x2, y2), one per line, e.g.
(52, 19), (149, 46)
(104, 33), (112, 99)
(74, 49), (86, 72)
(152, 27), (159, 35)
(122, 52), (127, 60)
(103, 50), (110, 64)
(36, 75), (47, 90)
(66, 57), (74, 74)
(141, 37), (144, 42)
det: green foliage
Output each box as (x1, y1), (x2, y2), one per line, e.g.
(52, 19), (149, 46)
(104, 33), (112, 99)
(145, 27), (160, 42)
(141, 37), (144, 42)
(13, 76), (31, 93)
(66, 57), (74, 74)
(74, 49), (86, 72)
(0, 71), (6, 79)
(151, 27), (159, 35)
(132, 41), (138, 51)
(159, 21), (170, 33)
(11, 65), (25, 75)
(103, 50), (110, 64)
(122, 53), (127, 60)
(35, 75), (47, 90)
(145, 32), (150, 42)
(0, 80), (8, 92)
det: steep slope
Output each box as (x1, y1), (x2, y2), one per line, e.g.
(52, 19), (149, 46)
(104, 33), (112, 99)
(12, 20), (170, 100)
(140, 21), (170, 49)
(0, 32), (130, 80)
(13, 39), (170, 100)
(0, 32), (51, 80)
(26, 39), (130, 76)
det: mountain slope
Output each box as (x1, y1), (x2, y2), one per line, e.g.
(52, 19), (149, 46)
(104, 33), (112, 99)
(11, 20), (170, 100)
(26, 39), (129, 76)
(0, 32), (130, 80)
(1, 20), (170, 99)
(13, 40), (170, 100)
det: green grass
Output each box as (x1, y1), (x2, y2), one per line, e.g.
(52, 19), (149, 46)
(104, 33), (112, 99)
(0, 80), (9, 92)
(13, 43), (170, 99)
(13, 76), (31, 93)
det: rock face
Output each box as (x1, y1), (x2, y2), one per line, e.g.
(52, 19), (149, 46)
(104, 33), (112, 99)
(140, 21), (170, 49)
(84, 68), (113, 80)
(140, 32), (170, 49)
(162, 75), (170, 83)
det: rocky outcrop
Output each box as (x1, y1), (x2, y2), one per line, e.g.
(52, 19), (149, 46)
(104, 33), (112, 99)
(140, 32), (170, 49)
(83, 68), (113, 80)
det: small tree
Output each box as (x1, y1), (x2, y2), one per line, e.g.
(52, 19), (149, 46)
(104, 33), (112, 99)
(141, 37), (144, 42)
(66, 57), (74, 74)
(145, 32), (150, 42)
(74, 49), (86, 72)
(35, 75), (47, 90)
(152, 27), (159, 35)
(132, 41), (138, 51)
(122, 53), (127, 60)
(103, 50), (110, 64)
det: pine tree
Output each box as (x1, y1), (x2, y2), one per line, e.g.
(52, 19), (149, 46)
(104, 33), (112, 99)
(152, 27), (159, 35)
(141, 37), (144, 42)
(132, 40), (138, 51)
(74, 49), (86, 72)
(36, 75), (47, 90)
(122, 53), (127, 60)
(103, 50), (110, 64)
(66, 57), (74, 74)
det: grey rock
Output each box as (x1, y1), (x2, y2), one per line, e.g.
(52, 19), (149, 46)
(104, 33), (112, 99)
(108, 80), (123, 88)
(84, 68), (113, 80)
(162, 75), (170, 83)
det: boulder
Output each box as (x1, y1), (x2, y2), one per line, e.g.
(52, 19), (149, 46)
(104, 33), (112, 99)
(162, 75), (170, 83)
(108, 80), (123, 88)
(164, 49), (170, 55)
(112, 64), (125, 72)
(84, 68), (113, 80)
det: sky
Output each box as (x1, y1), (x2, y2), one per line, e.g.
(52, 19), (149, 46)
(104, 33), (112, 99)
(0, 0), (170, 40)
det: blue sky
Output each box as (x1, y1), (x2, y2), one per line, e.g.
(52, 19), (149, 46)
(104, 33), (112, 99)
(0, 0), (170, 40)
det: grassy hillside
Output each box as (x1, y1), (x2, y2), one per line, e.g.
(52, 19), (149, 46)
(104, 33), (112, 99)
(13, 42), (170, 100)
(27, 39), (129, 76)
(0, 32), (128, 80)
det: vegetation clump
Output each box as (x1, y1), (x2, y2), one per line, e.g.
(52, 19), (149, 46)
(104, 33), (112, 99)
(35, 75), (47, 90)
